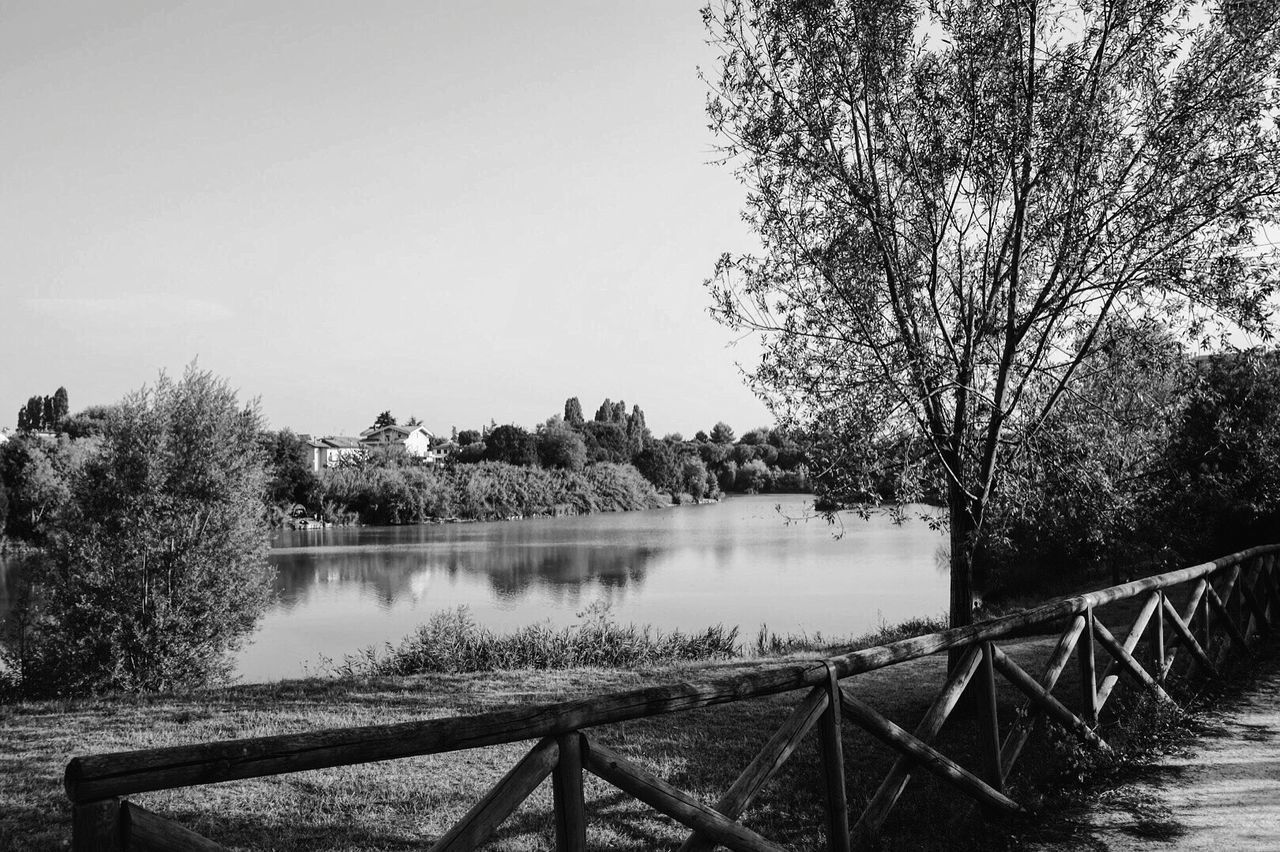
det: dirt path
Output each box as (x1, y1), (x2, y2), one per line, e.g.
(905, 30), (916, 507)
(1037, 648), (1280, 851)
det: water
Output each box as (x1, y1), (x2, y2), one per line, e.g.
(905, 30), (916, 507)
(237, 495), (949, 682)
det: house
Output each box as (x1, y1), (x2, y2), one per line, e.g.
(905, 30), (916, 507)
(358, 424), (437, 463)
(299, 435), (365, 471)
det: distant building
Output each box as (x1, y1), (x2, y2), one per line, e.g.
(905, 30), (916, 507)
(359, 424), (437, 462)
(298, 435), (365, 471)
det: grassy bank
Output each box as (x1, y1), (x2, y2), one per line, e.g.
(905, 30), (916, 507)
(7, 601), (1252, 851)
(4, 630), (1078, 851)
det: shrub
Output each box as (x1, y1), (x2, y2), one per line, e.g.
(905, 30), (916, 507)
(11, 367), (273, 696)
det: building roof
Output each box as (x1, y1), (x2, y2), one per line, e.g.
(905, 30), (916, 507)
(322, 436), (363, 449)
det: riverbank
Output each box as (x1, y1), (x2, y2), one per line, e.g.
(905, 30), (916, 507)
(4, 634), (1065, 851)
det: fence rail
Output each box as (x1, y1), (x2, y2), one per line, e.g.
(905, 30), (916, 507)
(66, 543), (1280, 851)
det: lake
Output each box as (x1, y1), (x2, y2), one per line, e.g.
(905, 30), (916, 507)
(236, 495), (950, 682)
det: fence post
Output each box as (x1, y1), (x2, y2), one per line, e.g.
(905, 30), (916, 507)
(819, 662), (851, 852)
(1079, 607), (1097, 726)
(1199, 585), (1212, 660)
(1155, 590), (1167, 681)
(978, 642), (1004, 795)
(72, 798), (121, 852)
(553, 733), (586, 852)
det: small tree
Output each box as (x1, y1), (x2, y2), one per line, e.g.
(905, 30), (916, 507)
(709, 421), (736, 445)
(564, 397), (585, 426)
(373, 410), (397, 429)
(23, 367), (272, 695)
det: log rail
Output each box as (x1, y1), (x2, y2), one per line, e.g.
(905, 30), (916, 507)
(66, 544), (1280, 850)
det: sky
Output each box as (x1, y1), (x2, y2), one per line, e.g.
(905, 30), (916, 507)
(0, 1), (773, 438)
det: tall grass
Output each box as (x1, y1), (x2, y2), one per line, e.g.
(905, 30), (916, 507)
(751, 613), (950, 657)
(335, 606), (952, 677)
(345, 604), (740, 675)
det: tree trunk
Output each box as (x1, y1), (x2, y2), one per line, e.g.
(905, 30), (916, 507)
(947, 482), (977, 672)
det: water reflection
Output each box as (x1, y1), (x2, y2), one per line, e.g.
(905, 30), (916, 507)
(236, 496), (949, 681)
(271, 541), (660, 609)
(0, 496), (951, 683)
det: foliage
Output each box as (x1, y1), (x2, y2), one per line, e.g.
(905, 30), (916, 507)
(704, 0), (1280, 628)
(373, 411), (397, 429)
(535, 418), (587, 472)
(581, 419), (630, 463)
(1153, 349), (1280, 561)
(15, 387), (69, 432)
(60, 405), (114, 439)
(321, 460), (663, 524)
(10, 367), (272, 696)
(482, 423), (539, 466)
(0, 433), (99, 542)
(351, 604), (740, 675)
(709, 421), (736, 444)
(980, 326), (1188, 593)
(260, 429), (321, 511)
(634, 438), (680, 492)
(563, 396), (584, 426)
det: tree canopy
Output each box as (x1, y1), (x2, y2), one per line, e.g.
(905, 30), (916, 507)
(704, 0), (1280, 629)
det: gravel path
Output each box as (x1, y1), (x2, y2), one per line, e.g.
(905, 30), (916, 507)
(1037, 648), (1280, 851)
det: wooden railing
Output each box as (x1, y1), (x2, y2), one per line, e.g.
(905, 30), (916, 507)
(66, 544), (1280, 851)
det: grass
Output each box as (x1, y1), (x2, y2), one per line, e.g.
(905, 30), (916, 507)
(341, 605), (741, 676)
(1, 634), (1071, 851)
(4, 596), (1267, 851)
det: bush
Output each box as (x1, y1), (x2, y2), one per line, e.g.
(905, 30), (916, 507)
(9, 367), (273, 696)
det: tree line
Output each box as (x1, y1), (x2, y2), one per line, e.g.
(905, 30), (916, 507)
(256, 396), (816, 526)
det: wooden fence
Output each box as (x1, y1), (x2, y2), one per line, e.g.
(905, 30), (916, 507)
(65, 543), (1280, 851)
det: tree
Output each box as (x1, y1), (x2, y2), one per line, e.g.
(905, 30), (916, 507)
(709, 421), (736, 445)
(260, 429), (321, 509)
(483, 424), (539, 466)
(0, 434), (97, 542)
(564, 397), (585, 426)
(374, 410), (397, 429)
(626, 404), (649, 457)
(1155, 348), (1280, 560)
(21, 396), (43, 431)
(634, 438), (679, 492)
(537, 418), (588, 471)
(405, 415), (423, 427)
(582, 420), (630, 463)
(21, 367), (272, 694)
(705, 0), (1280, 633)
(456, 429), (482, 447)
(61, 405), (113, 439)
(51, 387), (69, 423)
(680, 456), (711, 502)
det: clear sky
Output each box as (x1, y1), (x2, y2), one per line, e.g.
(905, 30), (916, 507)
(0, 1), (773, 438)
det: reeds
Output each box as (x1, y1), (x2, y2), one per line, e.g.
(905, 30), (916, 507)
(347, 604), (740, 675)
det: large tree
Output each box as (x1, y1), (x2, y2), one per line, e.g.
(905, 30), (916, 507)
(704, 0), (1280, 631)
(23, 367), (272, 694)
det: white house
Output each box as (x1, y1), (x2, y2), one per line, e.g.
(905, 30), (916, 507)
(358, 424), (437, 462)
(299, 435), (365, 471)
